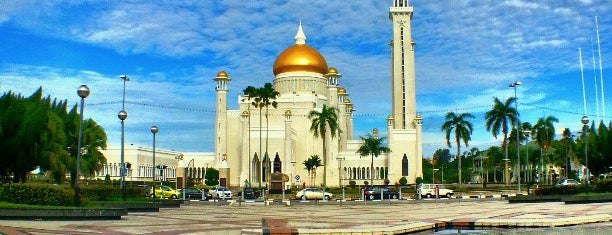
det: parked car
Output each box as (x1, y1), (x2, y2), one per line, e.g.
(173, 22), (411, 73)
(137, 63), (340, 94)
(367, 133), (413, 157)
(295, 188), (333, 200)
(149, 185), (181, 199)
(364, 186), (400, 200)
(208, 186), (233, 199)
(238, 187), (259, 200)
(178, 187), (204, 200)
(417, 184), (453, 198)
(558, 178), (581, 186)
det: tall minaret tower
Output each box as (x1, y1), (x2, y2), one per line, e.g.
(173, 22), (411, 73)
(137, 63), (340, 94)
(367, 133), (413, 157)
(387, 0), (422, 184)
(214, 71), (230, 164)
(389, 0), (415, 129)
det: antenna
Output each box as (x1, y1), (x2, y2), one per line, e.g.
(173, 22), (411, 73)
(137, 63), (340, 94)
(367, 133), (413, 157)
(579, 48), (587, 116)
(595, 16), (606, 123)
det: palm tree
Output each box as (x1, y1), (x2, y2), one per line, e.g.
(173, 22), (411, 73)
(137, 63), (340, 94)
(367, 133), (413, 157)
(356, 133), (390, 185)
(242, 86), (258, 185)
(533, 115), (558, 184)
(303, 155), (322, 187)
(243, 83), (279, 187)
(485, 97), (517, 186)
(260, 83), (279, 187)
(441, 112), (474, 186)
(309, 104), (340, 187)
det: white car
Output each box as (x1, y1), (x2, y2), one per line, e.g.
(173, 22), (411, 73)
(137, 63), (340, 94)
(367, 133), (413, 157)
(558, 179), (581, 186)
(208, 186), (233, 199)
(418, 184), (453, 198)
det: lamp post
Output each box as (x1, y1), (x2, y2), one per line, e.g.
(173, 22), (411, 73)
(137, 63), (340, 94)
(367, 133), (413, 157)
(523, 130), (531, 183)
(118, 74), (129, 200)
(510, 81), (521, 192)
(581, 115), (589, 186)
(118, 110), (127, 200)
(151, 126), (158, 202)
(75, 85), (90, 206)
(433, 168), (439, 184)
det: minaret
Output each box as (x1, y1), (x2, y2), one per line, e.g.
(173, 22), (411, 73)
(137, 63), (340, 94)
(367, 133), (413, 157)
(214, 71), (230, 165)
(387, 0), (422, 184)
(389, 0), (415, 129)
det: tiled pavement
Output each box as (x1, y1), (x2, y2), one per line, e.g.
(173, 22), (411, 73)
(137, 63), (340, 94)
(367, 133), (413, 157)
(0, 200), (610, 234)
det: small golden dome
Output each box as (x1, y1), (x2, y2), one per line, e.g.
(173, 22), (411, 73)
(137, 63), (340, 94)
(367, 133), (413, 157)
(273, 44), (328, 76)
(337, 87), (346, 94)
(416, 114), (422, 119)
(344, 97), (351, 103)
(326, 67), (338, 76)
(284, 110), (292, 116)
(215, 71), (229, 80)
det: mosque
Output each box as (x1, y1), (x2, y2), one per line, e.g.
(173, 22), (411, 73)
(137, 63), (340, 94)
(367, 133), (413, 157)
(98, 0), (422, 189)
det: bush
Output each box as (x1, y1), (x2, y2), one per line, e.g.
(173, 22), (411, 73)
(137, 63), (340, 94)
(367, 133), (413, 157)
(0, 183), (75, 206)
(80, 185), (143, 201)
(415, 177), (423, 185)
(592, 179), (612, 193)
(349, 180), (356, 189)
(364, 181), (369, 186)
(533, 185), (587, 196)
(399, 177), (408, 186)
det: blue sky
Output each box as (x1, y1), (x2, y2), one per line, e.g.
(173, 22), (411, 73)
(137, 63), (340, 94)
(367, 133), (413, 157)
(0, 0), (610, 158)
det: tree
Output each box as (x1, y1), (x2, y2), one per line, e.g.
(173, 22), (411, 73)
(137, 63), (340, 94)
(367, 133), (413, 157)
(432, 149), (452, 166)
(309, 104), (339, 187)
(441, 112), (474, 186)
(204, 167), (219, 186)
(243, 83), (279, 187)
(303, 155), (322, 187)
(485, 97), (517, 185)
(356, 133), (390, 185)
(533, 115), (558, 183)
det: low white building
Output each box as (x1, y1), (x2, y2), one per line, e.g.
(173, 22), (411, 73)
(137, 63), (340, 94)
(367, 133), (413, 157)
(98, 145), (214, 187)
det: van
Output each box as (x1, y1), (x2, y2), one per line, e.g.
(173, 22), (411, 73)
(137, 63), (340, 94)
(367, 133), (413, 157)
(417, 184), (453, 198)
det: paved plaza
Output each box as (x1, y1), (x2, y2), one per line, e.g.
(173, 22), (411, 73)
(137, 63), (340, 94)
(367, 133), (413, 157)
(0, 200), (611, 234)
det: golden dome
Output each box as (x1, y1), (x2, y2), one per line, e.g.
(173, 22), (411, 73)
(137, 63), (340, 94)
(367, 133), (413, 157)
(344, 97), (351, 103)
(337, 87), (346, 94)
(215, 71), (229, 80)
(273, 44), (328, 76)
(326, 67), (338, 76)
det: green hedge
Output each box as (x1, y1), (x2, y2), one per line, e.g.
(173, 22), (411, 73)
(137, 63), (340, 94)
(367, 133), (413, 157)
(534, 180), (612, 196)
(0, 183), (74, 206)
(80, 185), (143, 201)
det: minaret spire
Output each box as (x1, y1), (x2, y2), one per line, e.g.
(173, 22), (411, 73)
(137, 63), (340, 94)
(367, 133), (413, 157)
(294, 21), (306, 45)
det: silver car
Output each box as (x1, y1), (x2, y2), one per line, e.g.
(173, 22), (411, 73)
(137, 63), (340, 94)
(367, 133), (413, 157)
(295, 188), (332, 200)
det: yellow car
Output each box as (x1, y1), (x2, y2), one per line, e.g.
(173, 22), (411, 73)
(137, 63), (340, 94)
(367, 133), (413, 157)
(149, 185), (181, 199)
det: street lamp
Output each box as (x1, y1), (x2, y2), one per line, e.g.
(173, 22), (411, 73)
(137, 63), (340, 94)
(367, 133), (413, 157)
(433, 168), (439, 184)
(523, 130), (531, 183)
(119, 74), (129, 201)
(581, 115), (589, 186)
(118, 110), (127, 200)
(75, 84), (90, 206)
(510, 81), (521, 192)
(151, 125), (158, 202)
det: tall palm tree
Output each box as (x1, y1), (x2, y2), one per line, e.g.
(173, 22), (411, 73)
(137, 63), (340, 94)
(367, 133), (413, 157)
(309, 104), (339, 187)
(303, 155), (322, 187)
(243, 83), (279, 187)
(533, 115), (558, 184)
(356, 133), (390, 185)
(242, 86), (257, 185)
(243, 86), (262, 186)
(441, 112), (474, 186)
(260, 83), (279, 187)
(485, 97), (517, 186)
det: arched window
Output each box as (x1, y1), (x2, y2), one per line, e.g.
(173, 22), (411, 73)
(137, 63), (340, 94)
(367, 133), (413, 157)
(352, 167), (356, 179)
(253, 153), (260, 183)
(402, 154), (409, 176)
(273, 152), (282, 173)
(380, 167), (385, 179)
(362, 167), (366, 180)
